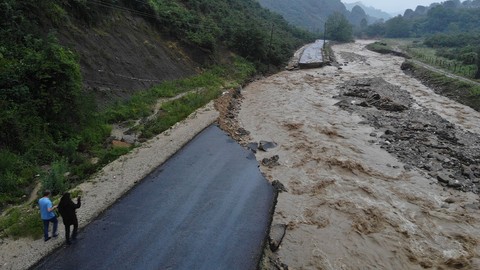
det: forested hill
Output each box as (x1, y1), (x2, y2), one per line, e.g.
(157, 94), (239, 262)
(0, 0), (314, 207)
(363, 0), (480, 80)
(344, 1), (391, 21)
(365, 0), (480, 38)
(257, 0), (373, 32)
(257, 0), (349, 32)
(1, 0), (313, 96)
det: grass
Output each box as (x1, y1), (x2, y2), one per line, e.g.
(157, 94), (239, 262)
(103, 67), (225, 124)
(102, 57), (254, 141)
(0, 189), (81, 240)
(141, 89), (219, 138)
(365, 40), (409, 58)
(366, 41), (394, 53)
(406, 46), (478, 79)
(403, 60), (480, 111)
(0, 204), (44, 239)
(370, 39), (478, 80)
(385, 38), (480, 80)
(0, 56), (255, 239)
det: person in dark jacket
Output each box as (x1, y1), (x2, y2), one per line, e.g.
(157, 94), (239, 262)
(57, 192), (81, 245)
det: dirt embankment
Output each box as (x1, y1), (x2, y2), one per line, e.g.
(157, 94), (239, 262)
(232, 40), (480, 269)
(57, 12), (207, 108)
(401, 61), (480, 112)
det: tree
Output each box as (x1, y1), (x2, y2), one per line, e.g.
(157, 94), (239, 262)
(385, 16), (411, 38)
(475, 47), (480, 79)
(326, 12), (353, 42)
(365, 22), (386, 37)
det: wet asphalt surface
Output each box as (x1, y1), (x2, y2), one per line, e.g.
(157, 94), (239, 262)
(33, 125), (274, 270)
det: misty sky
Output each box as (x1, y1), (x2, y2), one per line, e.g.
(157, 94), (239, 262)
(343, 0), (440, 13)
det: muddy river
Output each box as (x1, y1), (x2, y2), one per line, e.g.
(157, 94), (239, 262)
(237, 41), (480, 269)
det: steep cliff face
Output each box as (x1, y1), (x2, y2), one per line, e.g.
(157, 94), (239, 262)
(56, 12), (204, 107)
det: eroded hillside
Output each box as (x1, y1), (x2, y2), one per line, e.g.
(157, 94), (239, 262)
(57, 12), (202, 107)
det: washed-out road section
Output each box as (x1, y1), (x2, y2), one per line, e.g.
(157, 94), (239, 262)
(33, 125), (274, 270)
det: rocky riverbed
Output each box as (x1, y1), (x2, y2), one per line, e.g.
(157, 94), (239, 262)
(336, 78), (480, 194)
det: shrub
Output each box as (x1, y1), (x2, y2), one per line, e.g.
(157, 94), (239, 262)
(0, 206), (43, 239)
(97, 147), (132, 165)
(41, 159), (68, 195)
(0, 150), (34, 205)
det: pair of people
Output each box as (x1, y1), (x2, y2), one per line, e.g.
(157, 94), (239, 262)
(39, 190), (81, 245)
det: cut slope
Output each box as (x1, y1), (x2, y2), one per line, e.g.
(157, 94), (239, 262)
(57, 12), (202, 107)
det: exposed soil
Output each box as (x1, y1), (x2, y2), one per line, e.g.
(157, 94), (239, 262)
(214, 87), (252, 145)
(234, 40), (480, 269)
(57, 12), (206, 108)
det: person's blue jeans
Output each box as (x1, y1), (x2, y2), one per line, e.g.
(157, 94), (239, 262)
(42, 217), (58, 240)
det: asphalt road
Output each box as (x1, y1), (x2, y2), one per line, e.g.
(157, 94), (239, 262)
(33, 125), (274, 270)
(299, 40), (325, 68)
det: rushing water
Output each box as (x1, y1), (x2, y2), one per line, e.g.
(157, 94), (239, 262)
(239, 41), (480, 269)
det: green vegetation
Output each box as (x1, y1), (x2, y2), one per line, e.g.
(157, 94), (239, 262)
(124, 0), (315, 69)
(0, 0), (102, 205)
(0, 0), (304, 239)
(406, 45), (478, 79)
(365, 40), (410, 58)
(0, 58), (254, 239)
(256, 0), (349, 32)
(366, 41), (394, 53)
(402, 60), (480, 111)
(0, 0), (304, 204)
(0, 205), (43, 239)
(325, 12), (354, 42)
(104, 57), (255, 139)
(366, 4), (480, 38)
(363, 2), (479, 81)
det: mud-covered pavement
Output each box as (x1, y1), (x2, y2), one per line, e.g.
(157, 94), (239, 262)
(235, 41), (480, 269)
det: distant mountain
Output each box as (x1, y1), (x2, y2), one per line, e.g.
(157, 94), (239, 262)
(257, 0), (349, 32)
(257, 0), (367, 32)
(403, 0), (480, 18)
(344, 1), (391, 21)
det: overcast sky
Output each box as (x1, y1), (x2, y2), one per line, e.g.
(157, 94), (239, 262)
(343, 0), (440, 14)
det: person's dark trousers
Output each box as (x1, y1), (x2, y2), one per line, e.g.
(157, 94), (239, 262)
(64, 220), (78, 244)
(42, 217), (58, 241)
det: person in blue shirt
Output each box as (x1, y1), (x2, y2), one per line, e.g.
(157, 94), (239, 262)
(38, 190), (59, 241)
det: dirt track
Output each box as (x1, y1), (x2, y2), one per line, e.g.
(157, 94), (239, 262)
(237, 41), (480, 269)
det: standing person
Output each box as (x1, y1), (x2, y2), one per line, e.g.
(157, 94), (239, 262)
(38, 190), (58, 241)
(57, 192), (81, 245)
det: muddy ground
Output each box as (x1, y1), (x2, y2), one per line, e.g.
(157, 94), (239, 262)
(225, 41), (480, 269)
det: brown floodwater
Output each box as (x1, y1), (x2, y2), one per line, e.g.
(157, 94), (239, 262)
(239, 41), (480, 269)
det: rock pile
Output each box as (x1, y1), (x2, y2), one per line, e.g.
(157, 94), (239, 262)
(336, 78), (480, 193)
